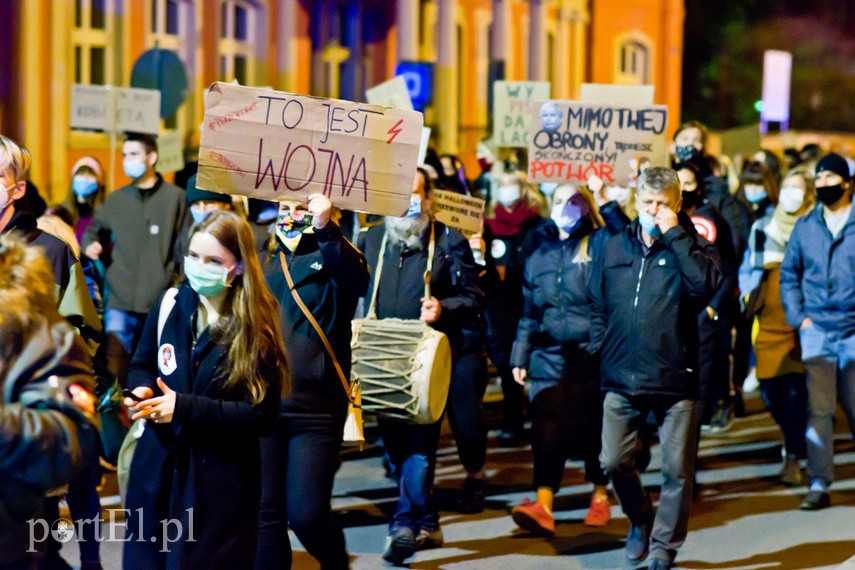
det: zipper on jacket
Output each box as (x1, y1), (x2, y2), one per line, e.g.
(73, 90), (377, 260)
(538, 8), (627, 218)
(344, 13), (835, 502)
(633, 257), (647, 308)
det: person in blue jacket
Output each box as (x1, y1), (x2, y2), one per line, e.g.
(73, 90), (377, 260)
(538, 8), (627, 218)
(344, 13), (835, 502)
(780, 152), (855, 511)
(122, 211), (288, 569)
(509, 183), (612, 535)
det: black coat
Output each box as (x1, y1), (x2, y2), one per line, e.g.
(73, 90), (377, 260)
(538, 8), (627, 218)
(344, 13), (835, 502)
(510, 222), (603, 380)
(588, 215), (722, 399)
(124, 284), (280, 569)
(358, 222), (483, 351)
(690, 202), (739, 314)
(265, 222), (369, 417)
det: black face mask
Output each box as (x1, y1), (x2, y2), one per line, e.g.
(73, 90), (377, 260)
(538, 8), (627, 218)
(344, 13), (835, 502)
(681, 190), (702, 210)
(816, 184), (845, 206)
(675, 145), (701, 163)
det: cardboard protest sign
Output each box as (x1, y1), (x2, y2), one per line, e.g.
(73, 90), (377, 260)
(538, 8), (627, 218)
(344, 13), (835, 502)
(365, 76), (414, 110)
(493, 81), (550, 148)
(431, 190), (484, 237)
(70, 84), (161, 135)
(418, 127), (431, 165)
(527, 100), (668, 186)
(156, 130), (185, 174)
(580, 84), (654, 106)
(197, 82), (424, 216)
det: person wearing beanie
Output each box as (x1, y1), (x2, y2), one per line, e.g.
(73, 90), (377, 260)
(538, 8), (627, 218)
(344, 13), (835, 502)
(173, 173), (234, 278)
(780, 152), (855, 510)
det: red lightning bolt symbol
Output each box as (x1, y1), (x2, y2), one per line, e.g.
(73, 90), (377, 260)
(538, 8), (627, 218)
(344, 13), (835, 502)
(386, 119), (404, 144)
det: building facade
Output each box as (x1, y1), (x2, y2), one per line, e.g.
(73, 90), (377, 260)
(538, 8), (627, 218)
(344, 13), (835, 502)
(1, 0), (683, 202)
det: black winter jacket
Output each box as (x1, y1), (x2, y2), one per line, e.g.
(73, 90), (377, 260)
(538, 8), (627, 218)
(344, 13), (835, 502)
(266, 223), (369, 417)
(358, 222), (483, 351)
(688, 202), (739, 314)
(0, 318), (98, 567)
(588, 214), (722, 399)
(510, 222), (603, 380)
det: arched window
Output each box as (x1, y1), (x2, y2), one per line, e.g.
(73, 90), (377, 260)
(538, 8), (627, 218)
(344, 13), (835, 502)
(147, 0), (196, 130)
(613, 31), (653, 85)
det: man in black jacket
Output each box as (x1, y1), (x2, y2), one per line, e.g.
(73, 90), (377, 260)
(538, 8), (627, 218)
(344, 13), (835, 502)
(358, 170), (483, 565)
(589, 167), (721, 570)
(257, 193), (369, 570)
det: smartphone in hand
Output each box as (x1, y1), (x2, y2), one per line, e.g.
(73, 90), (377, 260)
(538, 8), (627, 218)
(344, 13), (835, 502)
(122, 388), (144, 402)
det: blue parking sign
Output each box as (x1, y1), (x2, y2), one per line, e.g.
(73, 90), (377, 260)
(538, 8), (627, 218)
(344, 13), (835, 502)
(395, 61), (433, 111)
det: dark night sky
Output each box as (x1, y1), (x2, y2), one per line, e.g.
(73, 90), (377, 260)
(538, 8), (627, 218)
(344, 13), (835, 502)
(682, 0), (855, 130)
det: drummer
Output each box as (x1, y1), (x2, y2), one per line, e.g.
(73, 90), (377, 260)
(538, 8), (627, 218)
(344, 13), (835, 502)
(357, 168), (483, 565)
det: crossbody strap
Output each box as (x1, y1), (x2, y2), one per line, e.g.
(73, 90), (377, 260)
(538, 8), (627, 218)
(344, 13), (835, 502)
(279, 252), (354, 403)
(368, 222), (436, 316)
(157, 288), (179, 345)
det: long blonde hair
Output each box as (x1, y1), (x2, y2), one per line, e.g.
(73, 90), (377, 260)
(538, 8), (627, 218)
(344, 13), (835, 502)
(190, 211), (290, 404)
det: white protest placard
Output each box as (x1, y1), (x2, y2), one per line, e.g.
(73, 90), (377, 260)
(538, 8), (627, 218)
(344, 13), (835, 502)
(431, 190), (485, 237)
(156, 130), (185, 174)
(365, 76), (414, 111)
(418, 127), (431, 165)
(70, 84), (161, 135)
(493, 81), (550, 148)
(580, 84), (655, 107)
(197, 82), (424, 216)
(528, 100), (668, 186)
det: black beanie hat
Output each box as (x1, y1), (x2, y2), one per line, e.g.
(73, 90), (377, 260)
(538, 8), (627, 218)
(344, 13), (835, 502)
(815, 153), (850, 181)
(185, 174), (232, 206)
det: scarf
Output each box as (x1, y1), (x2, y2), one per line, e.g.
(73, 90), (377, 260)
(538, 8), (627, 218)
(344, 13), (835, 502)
(750, 205), (811, 269)
(485, 201), (541, 237)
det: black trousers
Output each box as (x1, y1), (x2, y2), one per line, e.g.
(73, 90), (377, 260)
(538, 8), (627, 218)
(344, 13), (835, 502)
(446, 350), (489, 473)
(256, 412), (349, 570)
(698, 309), (735, 423)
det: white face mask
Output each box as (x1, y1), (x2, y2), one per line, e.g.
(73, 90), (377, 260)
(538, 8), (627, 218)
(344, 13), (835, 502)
(778, 185), (805, 214)
(496, 185), (521, 207)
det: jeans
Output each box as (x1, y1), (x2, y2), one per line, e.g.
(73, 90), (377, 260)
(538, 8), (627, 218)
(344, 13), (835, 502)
(446, 350), (489, 474)
(799, 325), (855, 489)
(103, 308), (147, 385)
(758, 374), (808, 459)
(256, 413), (349, 570)
(601, 392), (699, 563)
(378, 417), (443, 533)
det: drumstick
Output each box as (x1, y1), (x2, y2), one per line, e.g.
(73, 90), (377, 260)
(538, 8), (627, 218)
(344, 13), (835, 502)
(424, 270), (431, 299)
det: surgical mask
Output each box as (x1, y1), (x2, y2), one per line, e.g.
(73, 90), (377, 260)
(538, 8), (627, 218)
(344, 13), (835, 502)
(190, 209), (212, 226)
(496, 185), (520, 207)
(675, 145), (701, 163)
(778, 185), (805, 214)
(744, 185), (768, 204)
(638, 211), (661, 238)
(540, 183), (558, 198)
(551, 194), (589, 235)
(405, 195), (423, 219)
(123, 158), (147, 180)
(184, 256), (232, 297)
(816, 184), (845, 206)
(72, 177), (99, 198)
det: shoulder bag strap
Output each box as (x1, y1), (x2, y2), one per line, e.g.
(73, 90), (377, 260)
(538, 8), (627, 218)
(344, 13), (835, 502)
(279, 252), (354, 403)
(365, 230), (388, 319)
(157, 288), (179, 345)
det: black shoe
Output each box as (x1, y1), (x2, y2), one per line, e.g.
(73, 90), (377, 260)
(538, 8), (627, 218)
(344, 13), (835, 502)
(458, 477), (486, 514)
(497, 429), (524, 447)
(383, 527), (416, 566)
(648, 557), (672, 570)
(799, 491), (830, 510)
(625, 520), (652, 563)
(708, 403), (734, 433)
(415, 527), (444, 550)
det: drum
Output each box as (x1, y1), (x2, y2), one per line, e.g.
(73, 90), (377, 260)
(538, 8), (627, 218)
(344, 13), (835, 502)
(351, 318), (452, 424)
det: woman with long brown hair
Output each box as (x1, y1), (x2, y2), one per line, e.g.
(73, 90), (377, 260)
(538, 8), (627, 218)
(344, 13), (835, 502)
(122, 210), (289, 569)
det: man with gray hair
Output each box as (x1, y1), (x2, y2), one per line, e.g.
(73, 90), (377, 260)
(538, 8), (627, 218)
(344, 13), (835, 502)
(588, 167), (721, 570)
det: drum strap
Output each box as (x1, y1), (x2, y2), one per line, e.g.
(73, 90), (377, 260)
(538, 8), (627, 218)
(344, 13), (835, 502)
(367, 222), (435, 318)
(279, 252), (355, 403)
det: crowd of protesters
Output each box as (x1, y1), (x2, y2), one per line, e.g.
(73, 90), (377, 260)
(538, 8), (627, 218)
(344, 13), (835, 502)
(0, 116), (854, 570)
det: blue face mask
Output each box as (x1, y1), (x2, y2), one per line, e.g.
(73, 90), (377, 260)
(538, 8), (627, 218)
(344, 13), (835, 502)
(744, 186), (768, 204)
(72, 177), (99, 198)
(638, 211), (662, 238)
(184, 256), (233, 297)
(123, 158), (147, 180)
(190, 209), (212, 226)
(405, 196), (423, 219)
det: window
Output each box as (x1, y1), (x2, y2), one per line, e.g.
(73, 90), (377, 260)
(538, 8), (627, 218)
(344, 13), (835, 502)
(72, 0), (114, 85)
(219, 0), (258, 85)
(614, 32), (652, 85)
(148, 0), (195, 129)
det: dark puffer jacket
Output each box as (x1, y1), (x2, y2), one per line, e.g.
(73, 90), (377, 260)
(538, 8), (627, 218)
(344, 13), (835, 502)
(510, 222), (603, 380)
(588, 214), (722, 399)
